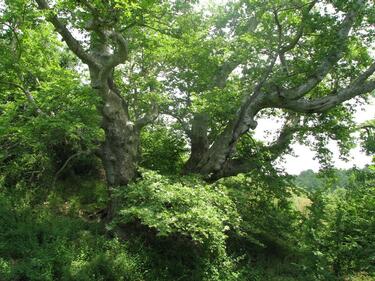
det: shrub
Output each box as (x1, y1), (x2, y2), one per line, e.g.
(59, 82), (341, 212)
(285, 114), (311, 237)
(112, 170), (242, 280)
(223, 172), (302, 258)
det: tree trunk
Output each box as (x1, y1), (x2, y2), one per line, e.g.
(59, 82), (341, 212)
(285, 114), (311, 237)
(192, 95), (262, 179)
(100, 95), (140, 187)
(183, 113), (209, 173)
(90, 69), (140, 219)
(90, 69), (140, 186)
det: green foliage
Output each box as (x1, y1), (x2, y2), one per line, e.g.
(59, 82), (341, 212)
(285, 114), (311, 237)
(1, 0), (374, 280)
(1, 167), (374, 281)
(0, 21), (102, 187)
(360, 119), (375, 157)
(223, 172), (302, 259)
(114, 170), (240, 246)
(300, 167), (375, 280)
(295, 169), (324, 191)
(0, 188), (146, 281)
(294, 168), (366, 191)
(112, 170), (241, 280)
(140, 126), (187, 174)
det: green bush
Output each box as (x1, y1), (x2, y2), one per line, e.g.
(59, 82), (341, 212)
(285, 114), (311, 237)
(223, 172), (302, 258)
(112, 170), (242, 280)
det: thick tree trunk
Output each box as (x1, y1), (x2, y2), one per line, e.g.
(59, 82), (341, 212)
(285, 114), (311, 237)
(90, 69), (140, 187)
(100, 94), (140, 186)
(90, 69), (140, 218)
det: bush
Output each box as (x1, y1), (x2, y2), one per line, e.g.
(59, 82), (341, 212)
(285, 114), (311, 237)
(223, 172), (302, 258)
(112, 170), (242, 280)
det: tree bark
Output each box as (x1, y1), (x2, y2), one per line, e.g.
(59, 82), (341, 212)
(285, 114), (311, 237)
(183, 112), (209, 173)
(89, 68), (140, 220)
(89, 69), (140, 187)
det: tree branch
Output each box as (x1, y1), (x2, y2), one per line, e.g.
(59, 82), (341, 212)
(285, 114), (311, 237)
(213, 115), (300, 179)
(163, 109), (192, 137)
(260, 115), (300, 160)
(274, 1), (317, 75)
(135, 101), (159, 129)
(100, 31), (129, 81)
(279, 5), (361, 100)
(275, 61), (375, 113)
(53, 150), (90, 187)
(34, 0), (99, 68)
(281, 80), (375, 113)
(280, 0), (317, 54)
(213, 158), (260, 179)
(211, 55), (242, 89)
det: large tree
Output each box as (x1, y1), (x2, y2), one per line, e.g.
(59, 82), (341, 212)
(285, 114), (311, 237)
(1, 0), (374, 188)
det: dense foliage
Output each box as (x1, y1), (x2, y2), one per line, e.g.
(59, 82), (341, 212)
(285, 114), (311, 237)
(1, 166), (374, 280)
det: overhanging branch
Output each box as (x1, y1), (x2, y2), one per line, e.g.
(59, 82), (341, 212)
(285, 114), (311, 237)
(280, 79), (375, 113)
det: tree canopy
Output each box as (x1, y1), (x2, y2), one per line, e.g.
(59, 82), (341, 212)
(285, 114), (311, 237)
(1, 0), (374, 186)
